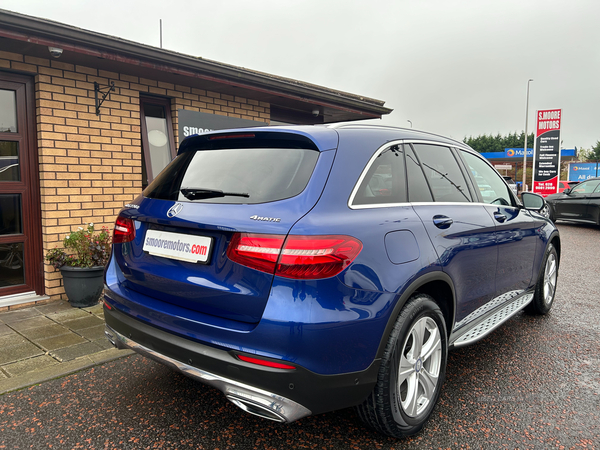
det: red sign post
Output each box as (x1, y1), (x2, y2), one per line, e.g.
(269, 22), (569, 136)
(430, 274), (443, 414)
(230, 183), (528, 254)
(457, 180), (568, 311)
(532, 109), (561, 196)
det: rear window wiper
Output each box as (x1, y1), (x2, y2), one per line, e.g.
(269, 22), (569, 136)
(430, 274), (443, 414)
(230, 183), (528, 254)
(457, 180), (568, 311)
(180, 188), (250, 200)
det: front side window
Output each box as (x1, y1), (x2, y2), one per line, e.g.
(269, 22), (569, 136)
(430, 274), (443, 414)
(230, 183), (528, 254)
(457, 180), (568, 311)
(572, 179), (600, 194)
(352, 144), (407, 206)
(412, 144), (472, 203)
(460, 150), (513, 206)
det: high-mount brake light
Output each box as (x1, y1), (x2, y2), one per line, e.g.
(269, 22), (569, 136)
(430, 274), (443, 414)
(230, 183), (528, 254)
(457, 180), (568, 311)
(227, 233), (362, 279)
(113, 215), (135, 244)
(237, 354), (296, 370)
(208, 133), (255, 140)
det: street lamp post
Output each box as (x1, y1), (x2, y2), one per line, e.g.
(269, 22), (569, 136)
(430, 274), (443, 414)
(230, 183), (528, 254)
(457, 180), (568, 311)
(522, 79), (533, 192)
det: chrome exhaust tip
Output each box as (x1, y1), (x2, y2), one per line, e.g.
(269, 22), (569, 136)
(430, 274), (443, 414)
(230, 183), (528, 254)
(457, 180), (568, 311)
(226, 395), (287, 422)
(104, 325), (125, 349)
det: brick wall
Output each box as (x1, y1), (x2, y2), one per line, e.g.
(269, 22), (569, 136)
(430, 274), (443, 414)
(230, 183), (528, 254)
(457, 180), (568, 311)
(0, 51), (270, 301)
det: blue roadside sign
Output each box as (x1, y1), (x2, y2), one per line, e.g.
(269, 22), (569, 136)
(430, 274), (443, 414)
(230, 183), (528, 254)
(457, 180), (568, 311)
(568, 162), (599, 181)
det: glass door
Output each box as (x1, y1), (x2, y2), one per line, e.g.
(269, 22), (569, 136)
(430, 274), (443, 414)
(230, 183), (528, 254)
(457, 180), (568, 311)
(0, 73), (42, 298)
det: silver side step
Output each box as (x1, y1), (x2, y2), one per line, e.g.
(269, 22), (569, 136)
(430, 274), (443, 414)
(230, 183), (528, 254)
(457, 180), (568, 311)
(104, 325), (312, 423)
(450, 293), (534, 348)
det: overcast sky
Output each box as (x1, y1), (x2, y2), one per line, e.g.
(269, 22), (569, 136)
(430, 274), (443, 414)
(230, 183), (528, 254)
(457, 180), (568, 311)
(3, 0), (600, 150)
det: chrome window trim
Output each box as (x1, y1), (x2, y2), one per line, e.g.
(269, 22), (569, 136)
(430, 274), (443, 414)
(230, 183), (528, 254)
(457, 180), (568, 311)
(351, 201), (522, 211)
(348, 139), (477, 210)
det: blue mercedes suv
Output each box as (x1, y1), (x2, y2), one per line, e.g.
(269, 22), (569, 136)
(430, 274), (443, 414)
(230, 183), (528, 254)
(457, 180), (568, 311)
(104, 124), (559, 438)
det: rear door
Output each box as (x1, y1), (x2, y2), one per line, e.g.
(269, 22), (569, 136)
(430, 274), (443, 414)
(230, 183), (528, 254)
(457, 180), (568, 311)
(406, 143), (499, 326)
(114, 131), (337, 324)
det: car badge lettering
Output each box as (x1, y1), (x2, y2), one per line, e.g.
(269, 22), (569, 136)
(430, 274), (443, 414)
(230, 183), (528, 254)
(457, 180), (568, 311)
(167, 202), (184, 218)
(250, 215), (281, 222)
(124, 203), (139, 209)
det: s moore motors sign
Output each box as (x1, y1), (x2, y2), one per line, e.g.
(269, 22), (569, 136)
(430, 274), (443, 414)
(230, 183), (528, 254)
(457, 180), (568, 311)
(532, 109), (561, 197)
(177, 110), (265, 145)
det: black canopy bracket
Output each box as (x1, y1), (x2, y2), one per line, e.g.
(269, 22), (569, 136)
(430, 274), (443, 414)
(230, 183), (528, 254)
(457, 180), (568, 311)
(94, 81), (115, 115)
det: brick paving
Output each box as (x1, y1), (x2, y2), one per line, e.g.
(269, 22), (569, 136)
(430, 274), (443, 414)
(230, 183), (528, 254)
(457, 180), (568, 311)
(0, 300), (131, 393)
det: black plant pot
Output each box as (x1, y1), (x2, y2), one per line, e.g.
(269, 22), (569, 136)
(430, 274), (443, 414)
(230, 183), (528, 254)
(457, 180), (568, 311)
(60, 265), (105, 308)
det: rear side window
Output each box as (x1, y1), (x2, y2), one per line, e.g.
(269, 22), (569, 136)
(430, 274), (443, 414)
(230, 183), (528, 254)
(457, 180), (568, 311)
(144, 148), (319, 204)
(406, 145), (433, 202)
(412, 144), (472, 203)
(352, 144), (407, 206)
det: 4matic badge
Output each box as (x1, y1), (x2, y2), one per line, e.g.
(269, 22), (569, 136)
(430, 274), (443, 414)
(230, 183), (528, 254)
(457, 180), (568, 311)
(250, 215), (281, 222)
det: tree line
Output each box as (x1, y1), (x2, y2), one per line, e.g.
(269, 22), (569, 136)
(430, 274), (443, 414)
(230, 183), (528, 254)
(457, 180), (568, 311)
(463, 132), (534, 154)
(464, 133), (600, 162)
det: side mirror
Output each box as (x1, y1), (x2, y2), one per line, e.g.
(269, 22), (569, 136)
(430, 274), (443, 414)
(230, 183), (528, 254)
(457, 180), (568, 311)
(563, 188), (571, 195)
(521, 192), (545, 211)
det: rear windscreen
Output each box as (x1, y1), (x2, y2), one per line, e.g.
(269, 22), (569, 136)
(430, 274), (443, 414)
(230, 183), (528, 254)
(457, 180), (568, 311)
(144, 148), (319, 204)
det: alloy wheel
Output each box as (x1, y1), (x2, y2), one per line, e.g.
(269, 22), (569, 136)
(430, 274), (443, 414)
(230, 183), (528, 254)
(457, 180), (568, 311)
(396, 316), (442, 417)
(544, 252), (557, 305)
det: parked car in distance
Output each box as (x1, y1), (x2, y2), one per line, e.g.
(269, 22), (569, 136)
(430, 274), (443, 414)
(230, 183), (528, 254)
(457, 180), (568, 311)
(503, 176), (518, 195)
(558, 180), (579, 193)
(546, 176), (600, 224)
(104, 124), (560, 438)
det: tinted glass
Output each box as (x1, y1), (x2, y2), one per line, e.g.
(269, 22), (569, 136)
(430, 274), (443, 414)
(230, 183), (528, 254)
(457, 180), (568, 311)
(0, 194), (22, 235)
(460, 150), (513, 205)
(145, 148), (319, 204)
(0, 90), (17, 133)
(353, 144), (407, 205)
(0, 242), (24, 287)
(572, 179), (600, 194)
(0, 141), (19, 181)
(413, 144), (471, 202)
(406, 145), (433, 202)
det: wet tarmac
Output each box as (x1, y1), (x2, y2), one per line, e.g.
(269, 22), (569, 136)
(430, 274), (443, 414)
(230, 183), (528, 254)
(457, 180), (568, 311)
(1, 223), (599, 449)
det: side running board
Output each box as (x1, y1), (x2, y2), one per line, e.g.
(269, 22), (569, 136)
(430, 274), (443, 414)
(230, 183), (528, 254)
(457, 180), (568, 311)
(450, 293), (534, 348)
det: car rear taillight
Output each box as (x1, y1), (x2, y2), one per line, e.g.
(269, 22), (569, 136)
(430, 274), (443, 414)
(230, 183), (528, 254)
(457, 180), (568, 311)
(113, 215), (135, 244)
(227, 233), (362, 279)
(227, 233), (285, 274)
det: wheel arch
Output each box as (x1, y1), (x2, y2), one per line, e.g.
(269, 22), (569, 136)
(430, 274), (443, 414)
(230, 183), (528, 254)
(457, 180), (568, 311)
(374, 271), (455, 361)
(549, 230), (561, 266)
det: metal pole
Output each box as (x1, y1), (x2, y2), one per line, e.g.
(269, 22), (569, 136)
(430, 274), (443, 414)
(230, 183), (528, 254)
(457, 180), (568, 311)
(523, 79), (533, 192)
(407, 120), (412, 128)
(160, 19), (163, 48)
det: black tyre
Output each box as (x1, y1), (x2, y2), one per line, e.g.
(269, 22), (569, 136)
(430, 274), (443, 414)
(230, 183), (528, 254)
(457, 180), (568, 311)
(524, 243), (558, 315)
(547, 204), (556, 222)
(356, 294), (448, 438)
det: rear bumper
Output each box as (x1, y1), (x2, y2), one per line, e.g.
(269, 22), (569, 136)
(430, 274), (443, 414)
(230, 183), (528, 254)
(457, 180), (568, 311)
(104, 323), (309, 422)
(103, 303), (378, 420)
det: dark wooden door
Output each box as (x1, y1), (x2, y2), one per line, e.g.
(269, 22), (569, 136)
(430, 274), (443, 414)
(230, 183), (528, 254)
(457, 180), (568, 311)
(0, 72), (43, 297)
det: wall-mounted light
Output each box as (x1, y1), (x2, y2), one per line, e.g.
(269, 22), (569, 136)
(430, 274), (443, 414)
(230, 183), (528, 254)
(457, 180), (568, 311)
(48, 47), (63, 58)
(312, 108), (320, 117)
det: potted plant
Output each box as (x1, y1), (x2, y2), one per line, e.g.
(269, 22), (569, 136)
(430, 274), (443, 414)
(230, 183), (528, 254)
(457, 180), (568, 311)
(46, 223), (111, 308)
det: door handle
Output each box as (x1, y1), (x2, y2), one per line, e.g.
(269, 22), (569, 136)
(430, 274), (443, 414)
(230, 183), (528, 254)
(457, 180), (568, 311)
(433, 215), (453, 229)
(494, 212), (507, 223)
